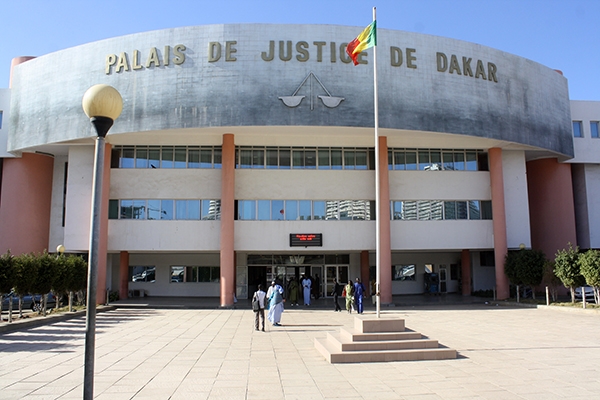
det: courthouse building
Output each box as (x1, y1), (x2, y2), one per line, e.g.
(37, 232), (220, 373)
(0, 24), (599, 306)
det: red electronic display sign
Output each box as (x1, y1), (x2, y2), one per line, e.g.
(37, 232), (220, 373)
(289, 233), (323, 247)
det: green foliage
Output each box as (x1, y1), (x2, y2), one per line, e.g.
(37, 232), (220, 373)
(32, 251), (56, 295)
(579, 249), (600, 287)
(554, 243), (585, 289)
(12, 253), (38, 296)
(65, 255), (88, 293)
(504, 249), (546, 287)
(0, 251), (15, 294)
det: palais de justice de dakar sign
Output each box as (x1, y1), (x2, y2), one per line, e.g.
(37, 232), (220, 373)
(104, 40), (499, 83)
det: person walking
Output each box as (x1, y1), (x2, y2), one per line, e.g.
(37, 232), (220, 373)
(267, 280), (284, 326)
(354, 277), (366, 314)
(332, 278), (342, 312)
(301, 274), (312, 306)
(344, 280), (354, 313)
(288, 276), (299, 306)
(252, 284), (267, 331)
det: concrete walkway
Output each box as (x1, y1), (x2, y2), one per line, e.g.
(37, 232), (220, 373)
(0, 302), (599, 399)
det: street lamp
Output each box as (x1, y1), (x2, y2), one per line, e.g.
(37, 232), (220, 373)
(81, 84), (122, 400)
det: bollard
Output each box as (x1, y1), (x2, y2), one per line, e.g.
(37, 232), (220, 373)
(545, 286), (549, 306)
(582, 286), (586, 309)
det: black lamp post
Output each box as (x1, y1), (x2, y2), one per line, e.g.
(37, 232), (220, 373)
(81, 84), (122, 400)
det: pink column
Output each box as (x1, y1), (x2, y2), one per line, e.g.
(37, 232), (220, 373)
(378, 136), (392, 304)
(96, 142), (112, 305)
(220, 134), (235, 307)
(0, 153), (54, 255)
(119, 251), (129, 300)
(461, 249), (471, 296)
(489, 148), (509, 300)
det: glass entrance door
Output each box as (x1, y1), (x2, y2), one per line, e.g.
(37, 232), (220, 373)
(325, 265), (349, 298)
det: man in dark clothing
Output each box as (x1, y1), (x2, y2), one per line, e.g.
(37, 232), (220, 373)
(354, 278), (366, 314)
(332, 278), (342, 312)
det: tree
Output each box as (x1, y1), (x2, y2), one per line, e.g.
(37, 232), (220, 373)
(0, 251), (15, 320)
(51, 254), (70, 311)
(30, 251), (57, 316)
(543, 260), (562, 302)
(554, 244), (585, 303)
(65, 255), (88, 306)
(578, 249), (600, 304)
(12, 253), (38, 317)
(505, 249), (546, 300)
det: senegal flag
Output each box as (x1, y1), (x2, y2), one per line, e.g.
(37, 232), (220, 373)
(346, 20), (377, 65)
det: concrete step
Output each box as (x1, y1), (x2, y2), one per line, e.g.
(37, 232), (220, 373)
(354, 316), (405, 333)
(327, 332), (439, 352)
(315, 337), (457, 363)
(340, 327), (422, 342)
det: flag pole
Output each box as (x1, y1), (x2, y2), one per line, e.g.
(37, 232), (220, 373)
(372, 6), (381, 318)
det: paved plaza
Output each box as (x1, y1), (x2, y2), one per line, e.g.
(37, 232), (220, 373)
(0, 302), (599, 399)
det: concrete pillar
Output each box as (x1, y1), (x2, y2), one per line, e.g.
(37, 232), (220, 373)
(119, 251), (129, 300)
(461, 249), (471, 296)
(220, 134), (235, 307)
(378, 136), (392, 304)
(489, 148), (509, 300)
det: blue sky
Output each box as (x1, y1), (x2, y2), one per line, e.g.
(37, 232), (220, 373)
(2, 0), (599, 100)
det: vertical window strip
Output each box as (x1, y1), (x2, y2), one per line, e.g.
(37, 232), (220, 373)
(573, 121), (583, 137)
(591, 121), (599, 138)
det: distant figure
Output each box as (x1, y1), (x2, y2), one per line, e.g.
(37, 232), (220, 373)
(332, 278), (342, 312)
(302, 274), (312, 306)
(354, 278), (366, 314)
(267, 280), (284, 326)
(314, 274), (321, 300)
(344, 280), (355, 313)
(252, 284), (267, 331)
(288, 277), (300, 306)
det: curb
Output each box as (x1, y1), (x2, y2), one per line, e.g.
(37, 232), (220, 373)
(0, 305), (117, 334)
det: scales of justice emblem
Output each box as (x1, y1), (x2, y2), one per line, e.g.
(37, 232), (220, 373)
(279, 71), (344, 110)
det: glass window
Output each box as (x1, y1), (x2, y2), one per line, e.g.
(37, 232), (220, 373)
(393, 151), (405, 170)
(469, 200), (481, 220)
(292, 149), (304, 169)
(417, 201), (430, 220)
(403, 201), (417, 220)
(174, 147), (187, 168)
(391, 201), (403, 220)
(418, 151), (430, 170)
(147, 200), (161, 220)
(121, 147), (135, 168)
(299, 200), (312, 220)
(305, 149), (317, 169)
(429, 151), (441, 171)
(353, 200), (370, 220)
(0, 111), (2, 128)
(266, 148), (279, 169)
(393, 265), (416, 281)
(453, 151), (465, 170)
(279, 148), (290, 169)
(201, 147), (213, 168)
(465, 152), (477, 171)
(109, 200), (119, 219)
(170, 266), (185, 282)
(240, 147), (252, 168)
(188, 147), (200, 168)
(355, 149), (368, 170)
(271, 200), (284, 220)
(481, 200), (493, 220)
(430, 200), (443, 220)
(130, 266), (156, 282)
(162, 147), (174, 168)
(201, 200), (220, 220)
(591, 122), (599, 138)
(149, 147), (160, 169)
(331, 148), (343, 170)
(213, 147), (222, 169)
(457, 201), (468, 219)
(257, 200), (271, 220)
(325, 201), (339, 220)
(188, 200), (200, 220)
(344, 150), (355, 170)
(175, 200), (187, 220)
(318, 149), (330, 169)
(339, 201), (352, 220)
(285, 200), (298, 220)
(186, 266), (198, 282)
(573, 121), (583, 137)
(252, 148), (265, 168)
(135, 147), (148, 168)
(161, 200), (174, 220)
(239, 200), (256, 220)
(444, 201), (456, 220)
(442, 151), (454, 170)
(405, 151), (417, 170)
(313, 201), (326, 220)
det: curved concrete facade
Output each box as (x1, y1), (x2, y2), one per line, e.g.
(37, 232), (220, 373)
(8, 24), (572, 156)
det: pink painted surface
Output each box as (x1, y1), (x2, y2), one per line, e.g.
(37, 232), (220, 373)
(378, 136), (393, 304)
(461, 249), (471, 295)
(526, 158), (577, 259)
(220, 134), (235, 307)
(489, 148), (509, 300)
(119, 251), (129, 300)
(0, 153), (54, 255)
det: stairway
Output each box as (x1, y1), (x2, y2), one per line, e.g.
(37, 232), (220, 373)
(314, 315), (457, 363)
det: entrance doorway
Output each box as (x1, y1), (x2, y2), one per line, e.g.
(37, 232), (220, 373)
(439, 266), (447, 293)
(325, 265), (349, 298)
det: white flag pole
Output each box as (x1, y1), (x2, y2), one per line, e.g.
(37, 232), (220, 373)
(372, 6), (381, 318)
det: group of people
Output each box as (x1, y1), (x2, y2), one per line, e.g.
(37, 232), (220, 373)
(332, 277), (366, 314)
(284, 274), (320, 306)
(252, 275), (368, 331)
